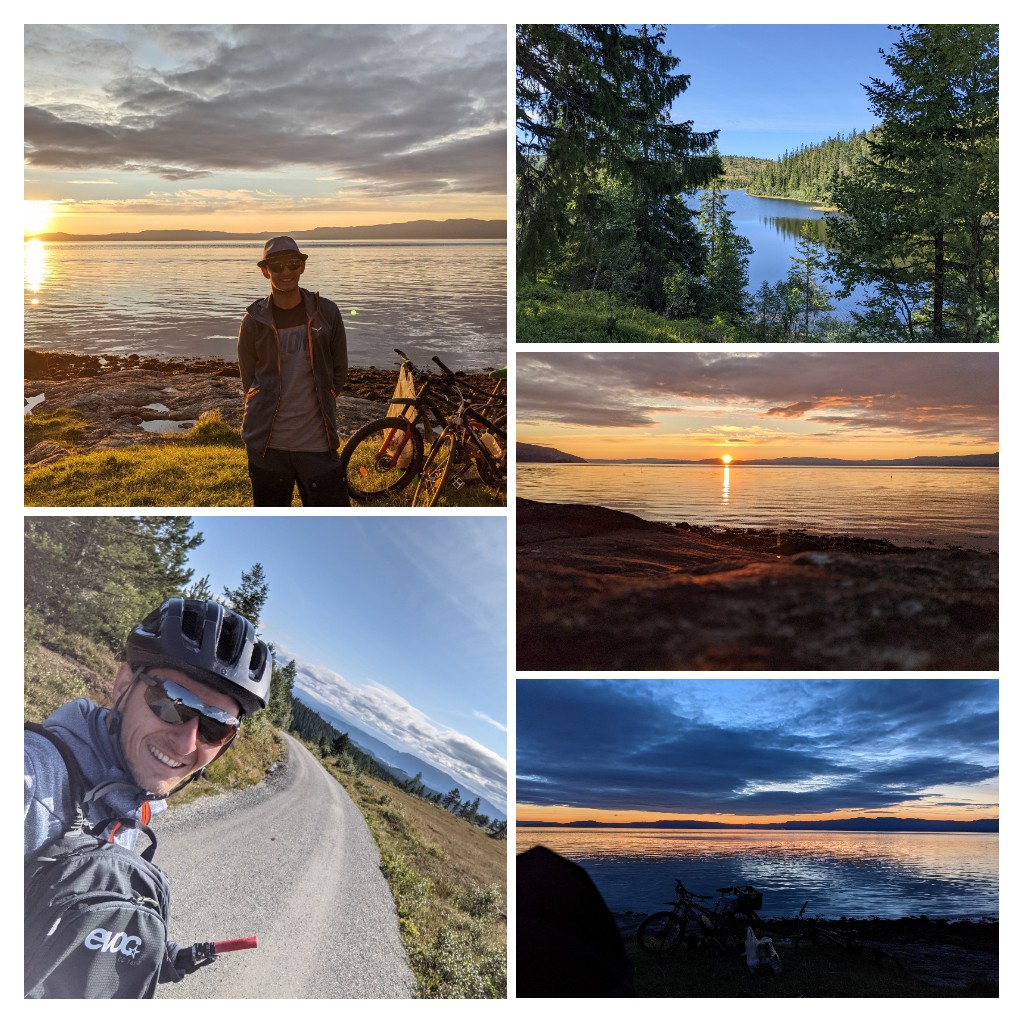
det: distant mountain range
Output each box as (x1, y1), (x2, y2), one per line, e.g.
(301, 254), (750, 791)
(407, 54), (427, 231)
(519, 816), (998, 833)
(516, 443), (998, 468)
(28, 218), (507, 243)
(294, 684), (505, 823)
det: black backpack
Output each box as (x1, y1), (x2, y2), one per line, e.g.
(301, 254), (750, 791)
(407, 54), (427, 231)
(24, 723), (174, 999)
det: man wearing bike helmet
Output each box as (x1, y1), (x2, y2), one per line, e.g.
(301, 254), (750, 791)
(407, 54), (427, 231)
(238, 235), (349, 506)
(24, 598), (272, 859)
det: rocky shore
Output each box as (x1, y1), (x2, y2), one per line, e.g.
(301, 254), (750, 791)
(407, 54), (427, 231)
(24, 350), (499, 468)
(517, 498), (997, 670)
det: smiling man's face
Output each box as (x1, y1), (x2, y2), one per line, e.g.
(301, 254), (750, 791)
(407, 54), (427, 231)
(112, 664), (241, 797)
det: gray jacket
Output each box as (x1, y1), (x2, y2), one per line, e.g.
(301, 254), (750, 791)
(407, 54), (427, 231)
(237, 287), (348, 455)
(24, 699), (165, 858)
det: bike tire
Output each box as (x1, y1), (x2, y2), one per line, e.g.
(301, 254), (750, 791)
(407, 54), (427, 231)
(411, 430), (455, 507)
(637, 912), (686, 955)
(339, 417), (424, 502)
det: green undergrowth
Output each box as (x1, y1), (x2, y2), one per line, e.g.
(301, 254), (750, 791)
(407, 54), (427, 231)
(315, 748), (506, 998)
(25, 408), (504, 508)
(517, 280), (756, 343)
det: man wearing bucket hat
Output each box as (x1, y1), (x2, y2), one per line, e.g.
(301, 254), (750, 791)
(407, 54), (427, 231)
(237, 236), (349, 506)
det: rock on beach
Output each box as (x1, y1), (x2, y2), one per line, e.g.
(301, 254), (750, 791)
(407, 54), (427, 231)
(516, 498), (997, 671)
(24, 350), (497, 466)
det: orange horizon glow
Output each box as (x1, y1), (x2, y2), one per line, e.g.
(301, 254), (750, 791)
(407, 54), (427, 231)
(516, 803), (997, 826)
(518, 433), (995, 463)
(21, 201), (507, 237)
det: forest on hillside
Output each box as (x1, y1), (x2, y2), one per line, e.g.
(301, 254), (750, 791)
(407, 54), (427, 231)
(516, 24), (998, 343)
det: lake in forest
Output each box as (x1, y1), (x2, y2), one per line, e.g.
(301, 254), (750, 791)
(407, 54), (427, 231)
(515, 464), (998, 552)
(23, 239), (507, 370)
(516, 827), (998, 921)
(693, 189), (871, 318)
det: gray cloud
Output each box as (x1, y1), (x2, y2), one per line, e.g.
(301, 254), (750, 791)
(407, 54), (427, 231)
(517, 353), (998, 441)
(24, 25), (506, 195)
(517, 679), (997, 817)
(280, 646), (507, 809)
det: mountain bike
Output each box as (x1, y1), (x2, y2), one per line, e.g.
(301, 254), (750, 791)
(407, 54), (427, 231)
(637, 880), (766, 956)
(410, 370), (507, 507)
(338, 349), (458, 503)
(786, 902), (904, 970)
(339, 351), (504, 504)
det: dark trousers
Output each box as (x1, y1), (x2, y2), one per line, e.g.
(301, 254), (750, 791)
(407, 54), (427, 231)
(247, 449), (350, 507)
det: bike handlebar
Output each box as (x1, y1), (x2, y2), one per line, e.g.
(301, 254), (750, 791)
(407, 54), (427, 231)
(174, 935), (258, 970)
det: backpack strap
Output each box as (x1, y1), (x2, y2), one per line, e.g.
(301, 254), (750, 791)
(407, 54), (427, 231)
(24, 722), (157, 857)
(25, 722), (89, 827)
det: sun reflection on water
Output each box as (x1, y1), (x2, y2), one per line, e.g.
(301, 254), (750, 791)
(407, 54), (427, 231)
(24, 239), (48, 295)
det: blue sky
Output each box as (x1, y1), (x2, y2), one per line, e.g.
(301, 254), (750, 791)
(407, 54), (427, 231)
(187, 515), (507, 808)
(518, 679), (998, 824)
(645, 24), (896, 158)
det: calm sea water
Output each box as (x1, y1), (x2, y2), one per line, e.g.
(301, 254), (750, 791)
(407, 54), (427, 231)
(516, 464), (998, 552)
(516, 827), (998, 921)
(23, 239), (506, 369)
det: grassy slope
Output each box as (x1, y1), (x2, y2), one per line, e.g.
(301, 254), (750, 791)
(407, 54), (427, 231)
(24, 411), (504, 508)
(517, 281), (755, 344)
(315, 752), (506, 997)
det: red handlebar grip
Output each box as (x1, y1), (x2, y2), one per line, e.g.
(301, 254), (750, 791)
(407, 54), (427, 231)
(212, 936), (258, 953)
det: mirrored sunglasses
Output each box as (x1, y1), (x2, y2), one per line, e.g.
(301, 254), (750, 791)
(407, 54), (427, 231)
(266, 259), (304, 274)
(143, 676), (239, 746)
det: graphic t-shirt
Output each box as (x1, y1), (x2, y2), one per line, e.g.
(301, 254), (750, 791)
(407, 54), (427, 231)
(268, 300), (328, 452)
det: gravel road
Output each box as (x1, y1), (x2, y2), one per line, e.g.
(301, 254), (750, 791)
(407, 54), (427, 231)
(155, 732), (416, 998)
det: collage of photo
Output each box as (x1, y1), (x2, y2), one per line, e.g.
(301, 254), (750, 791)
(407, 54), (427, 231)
(23, 21), (998, 1004)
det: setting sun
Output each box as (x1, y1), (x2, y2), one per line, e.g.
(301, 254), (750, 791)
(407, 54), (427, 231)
(721, 454), (733, 464)
(24, 200), (55, 237)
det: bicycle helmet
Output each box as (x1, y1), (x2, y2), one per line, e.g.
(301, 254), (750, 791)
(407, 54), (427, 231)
(125, 598), (271, 717)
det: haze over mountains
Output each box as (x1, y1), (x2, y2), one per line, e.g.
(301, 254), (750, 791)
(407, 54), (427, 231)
(295, 684), (505, 823)
(30, 218), (507, 243)
(516, 442), (998, 468)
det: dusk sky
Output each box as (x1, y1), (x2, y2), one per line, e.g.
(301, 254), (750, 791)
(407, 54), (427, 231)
(657, 24), (897, 159)
(187, 516), (507, 812)
(24, 24), (506, 235)
(517, 352), (999, 461)
(517, 679), (999, 825)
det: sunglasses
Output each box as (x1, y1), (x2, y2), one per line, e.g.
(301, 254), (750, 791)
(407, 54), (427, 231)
(142, 676), (239, 746)
(266, 259), (304, 274)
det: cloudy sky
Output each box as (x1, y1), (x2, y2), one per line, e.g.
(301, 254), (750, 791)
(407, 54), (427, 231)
(517, 679), (999, 824)
(24, 24), (506, 233)
(188, 516), (507, 811)
(518, 352), (999, 461)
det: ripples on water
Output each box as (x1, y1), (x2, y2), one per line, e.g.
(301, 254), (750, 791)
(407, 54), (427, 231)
(516, 464), (998, 552)
(516, 828), (998, 920)
(24, 239), (507, 369)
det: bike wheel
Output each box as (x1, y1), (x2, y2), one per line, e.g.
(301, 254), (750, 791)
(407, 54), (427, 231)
(637, 912), (686, 955)
(411, 430), (455, 507)
(340, 417), (423, 502)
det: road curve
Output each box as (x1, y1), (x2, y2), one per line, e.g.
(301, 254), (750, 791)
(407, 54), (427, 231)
(155, 732), (416, 998)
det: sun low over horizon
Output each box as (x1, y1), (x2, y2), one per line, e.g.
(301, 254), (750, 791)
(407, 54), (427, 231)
(517, 679), (998, 827)
(517, 352), (998, 462)
(24, 24), (506, 236)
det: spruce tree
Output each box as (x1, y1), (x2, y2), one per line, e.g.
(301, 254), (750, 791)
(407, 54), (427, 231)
(828, 24), (998, 340)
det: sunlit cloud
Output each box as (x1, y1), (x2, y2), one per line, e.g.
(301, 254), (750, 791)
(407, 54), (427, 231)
(279, 645), (507, 809)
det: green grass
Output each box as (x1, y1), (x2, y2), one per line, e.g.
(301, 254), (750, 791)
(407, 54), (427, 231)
(315, 753), (506, 998)
(25, 408), (91, 453)
(517, 280), (756, 343)
(24, 408), (504, 507)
